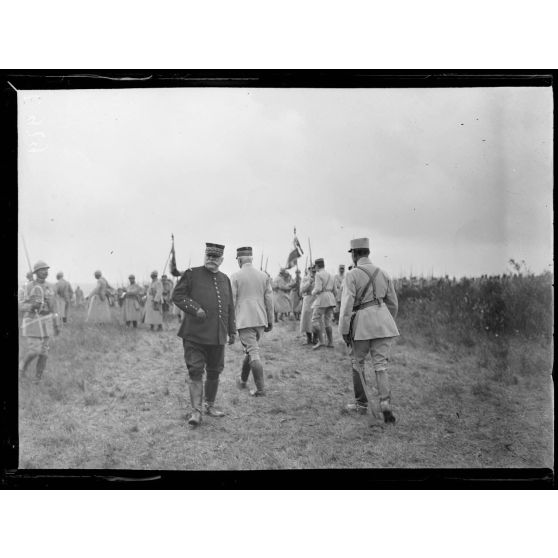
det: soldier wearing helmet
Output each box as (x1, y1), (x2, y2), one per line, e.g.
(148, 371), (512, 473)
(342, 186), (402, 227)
(19, 261), (60, 380)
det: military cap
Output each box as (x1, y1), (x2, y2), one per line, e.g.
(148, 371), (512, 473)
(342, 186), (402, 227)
(339, 264), (345, 269)
(236, 246), (252, 257)
(314, 258), (325, 267)
(151, 270), (158, 277)
(56, 271), (64, 279)
(33, 260), (50, 273)
(128, 274), (135, 280)
(348, 237), (369, 252)
(205, 243), (225, 257)
(94, 270), (102, 276)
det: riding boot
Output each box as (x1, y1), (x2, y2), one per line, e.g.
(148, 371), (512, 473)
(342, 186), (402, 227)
(133, 321), (138, 328)
(19, 353), (38, 377)
(35, 355), (48, 380)
(237, 355), (250, 388)
(305, 332), (313, 345)
(249, 360), (265, 396)
(346, 367), (368, 413)
(312, 325), (323, 350)
(187, 380), (203, 426)
(204, 378), (225, 417)
(376, 370), (396, 423)
(325, 326), (334, 348)
(126, 321), (131, 327)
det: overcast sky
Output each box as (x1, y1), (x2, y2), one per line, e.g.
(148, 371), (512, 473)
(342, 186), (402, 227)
(18, 86), (553, 291)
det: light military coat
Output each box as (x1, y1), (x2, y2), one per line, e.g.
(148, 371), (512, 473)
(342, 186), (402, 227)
(311, 269), (337, 309)
(338, 257), (399, 340)
(145, 278), (163, 325)
(230, 263), (274, 329)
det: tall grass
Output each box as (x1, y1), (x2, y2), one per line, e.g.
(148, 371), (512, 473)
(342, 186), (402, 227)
(395, 270), (553, 342)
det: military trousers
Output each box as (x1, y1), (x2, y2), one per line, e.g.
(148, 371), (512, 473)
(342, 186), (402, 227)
(350, 337), (394, 403)
(182, 339), (225, 382)
(238, 326), (264, 362)
(311, 306), (334, 329)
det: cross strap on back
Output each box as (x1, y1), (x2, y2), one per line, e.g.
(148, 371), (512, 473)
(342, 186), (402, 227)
(353, 266), (381, 310)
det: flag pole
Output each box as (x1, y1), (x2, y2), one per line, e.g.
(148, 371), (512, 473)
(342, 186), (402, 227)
(308, 237), (312, 265)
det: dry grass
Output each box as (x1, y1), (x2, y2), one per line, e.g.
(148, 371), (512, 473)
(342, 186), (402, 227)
(18, 307), (554, 470)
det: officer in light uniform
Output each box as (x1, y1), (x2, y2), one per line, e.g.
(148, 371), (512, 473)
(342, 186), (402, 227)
(172, 243), (236, 427)
(19, 261), (60, 380)
(333, 265), (346, 324)
(230, 246), (274, 396)
(311, 258), (337, 349)
(339, 238), (399, 423)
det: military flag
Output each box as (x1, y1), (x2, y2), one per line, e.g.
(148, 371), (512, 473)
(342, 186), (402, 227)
(286, 227), (304, 269)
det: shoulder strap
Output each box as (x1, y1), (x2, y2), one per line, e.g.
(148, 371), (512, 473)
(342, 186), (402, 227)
(354, 266), (381, 308)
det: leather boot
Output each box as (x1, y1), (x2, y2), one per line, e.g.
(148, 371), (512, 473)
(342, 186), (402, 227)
(19, 353), (38, 377)
(305, 332), (313, 345)
(187, 380), (203, 426)
(312, 326), (323, 350)
(204, 378), (225, 417)
(35, 355), (48, 380)
(237, 355), (250, 387)
(349, 367), (368, 409)
(325, 326), (334, 348)
(249, 360), (265, 396)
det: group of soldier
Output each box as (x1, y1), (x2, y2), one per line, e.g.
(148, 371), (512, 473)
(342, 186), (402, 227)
(18, 236), (400, 428)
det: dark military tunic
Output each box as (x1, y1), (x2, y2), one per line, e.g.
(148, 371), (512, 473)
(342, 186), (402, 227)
(172, 266), (236, 345)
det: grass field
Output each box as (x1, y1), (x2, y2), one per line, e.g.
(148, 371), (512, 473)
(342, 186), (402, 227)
(18, 306), (553, 470)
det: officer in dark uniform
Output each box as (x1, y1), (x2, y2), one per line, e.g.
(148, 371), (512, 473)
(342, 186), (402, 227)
(172, 243), (236, 426)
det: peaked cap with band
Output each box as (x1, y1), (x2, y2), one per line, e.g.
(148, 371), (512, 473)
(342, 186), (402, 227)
(205, 243), (225, 257)
(348, 238), (370, 252)
(236, 246), (252, 257)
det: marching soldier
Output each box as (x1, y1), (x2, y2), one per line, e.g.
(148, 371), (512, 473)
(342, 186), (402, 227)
(172, 242), (236, 427)
(74, 285), (84, 307)
(145, 271), (164, 331)
(230, 246), (274, 396)
(54, 271), (73, 324)
(272, 268), (294, 322)
(299, 265), (317, 344)
(122, 274), (143, 327)
(333, 264), (346, 324)
(19, 261), (60, 380)
(311, 258), (337, 349)
(339, 238), (399, 423)
(86, 270), (112, 323)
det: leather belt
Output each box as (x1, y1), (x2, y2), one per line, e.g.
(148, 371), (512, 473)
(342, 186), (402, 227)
(353, 299), (382, 311)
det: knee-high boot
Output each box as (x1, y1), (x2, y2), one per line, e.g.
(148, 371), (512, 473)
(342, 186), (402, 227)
(237, 355), (250, 388)
(19, 353), (38, 377)
(376, 370), (396, 423)
(249, 360), (265, 396)
(187, 380), (204, 426)
(312, 325), (323, 350)
(35, 355), (48, 380)
(204, 378), (225, 417)
(325, 326), (334, 348)
(305, 332), (313, 345)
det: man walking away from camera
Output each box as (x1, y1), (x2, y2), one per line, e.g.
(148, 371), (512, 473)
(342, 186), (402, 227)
(19, 261), (60, 380)
(339, 238), (399, 423)
(86, 270), (112, 323)
(172, 242), (236, 427)
(230, 246), (274, 396)
(311, 258), (337, 349)
(54, 271), (73, 324)
(299, 264), (317, 345)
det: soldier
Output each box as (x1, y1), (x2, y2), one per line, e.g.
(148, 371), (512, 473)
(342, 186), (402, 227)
(299, 265), (317, 345)
(86, 270), (112, 323)
(19, 261), (60, 380)
(339, 238), (399, 423)
(161, 274), (174, 329)
(291, 268), (303, 320)
(333, 264), (346, 324)
(122, 274), (143, 327)
(145, 271), (164, 331)
(54, 271), (73, 324)
(272, 268), (293, 322)
(74, 285), (84, 307)
(230, 246), (274, 396)
(18, 271), (34, 328)
(311, 258), (337, 349)
(172, 242), (236, 427)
